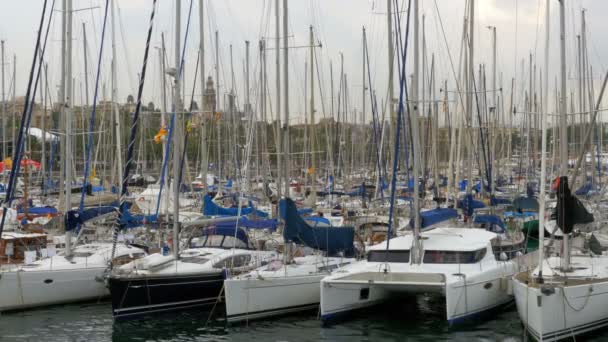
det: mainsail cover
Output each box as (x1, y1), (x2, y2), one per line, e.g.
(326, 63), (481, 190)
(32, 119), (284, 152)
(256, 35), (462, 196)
(203, 194), (268, 217)
(279, 198), (355, 256)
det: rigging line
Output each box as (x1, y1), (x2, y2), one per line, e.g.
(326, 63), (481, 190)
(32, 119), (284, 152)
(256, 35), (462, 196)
(77, 0), (111, 217)
(110, 0), (158, 268)
(0, 0), (52, 237)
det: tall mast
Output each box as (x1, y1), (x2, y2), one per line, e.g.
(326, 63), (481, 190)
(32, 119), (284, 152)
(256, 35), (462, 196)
(59, 0), (66, 214)
(387, 0), (394, 174)
(172, 0), (182, 258)
(558, 0), (570, 270)
(537, 0), (550, 281)
(282, 0), (289, 196)
(490, 26), (497, 200)
(1, 40), (5, 160)
(309, 25), (316, 203)
(65, 0), (74, 256)
(111, 0), (123, 189)
(82, 23), (90, 108)
(215, 30), (221, 186)
(411, 0), (422, 263)
(275, 0), (282, 198)
(361, 28), (367, 170)
(199, 0), (206, 193)
(466, 0), (475, 195)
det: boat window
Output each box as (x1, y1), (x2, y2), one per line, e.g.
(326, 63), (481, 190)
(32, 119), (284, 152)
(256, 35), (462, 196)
(72, 252), (94, 258)
(181, 257), (209, 265)
(422, 249), (487, 264)
(213, 254), (252, 269)
(367, 250), (410, 263)
(191, 235), (248, 249)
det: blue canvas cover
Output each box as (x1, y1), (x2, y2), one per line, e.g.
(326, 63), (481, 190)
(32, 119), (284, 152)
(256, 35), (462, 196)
(410, 208), (458, 229)
(18, 206), (58, 215)
(203, 194), (268, 217)
(65, 206), (117, 231)
(216, 217), (278, 231)
(279, 198), (355, 256)
(474, 214), (505, 233)
(457, 194), (486, 216)
(575, 182), (593, 196)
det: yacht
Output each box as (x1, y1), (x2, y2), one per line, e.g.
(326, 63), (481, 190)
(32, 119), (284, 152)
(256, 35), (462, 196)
(108, 226), (277, 320)
(224, 198), (356, 323)
(0, 242), (146, 311)
(320, 227), (520, 324)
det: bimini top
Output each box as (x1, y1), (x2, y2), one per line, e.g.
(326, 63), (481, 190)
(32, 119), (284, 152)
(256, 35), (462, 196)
(369, 227), (496, 252)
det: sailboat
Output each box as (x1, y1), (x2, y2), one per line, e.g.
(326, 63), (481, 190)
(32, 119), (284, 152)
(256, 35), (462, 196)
(511, 1), (608, 340)
(224, 198), (356, 323)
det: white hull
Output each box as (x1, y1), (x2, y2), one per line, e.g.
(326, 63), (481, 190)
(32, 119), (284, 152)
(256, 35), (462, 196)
(513, 270), (608, 341)
(225, 273), (324, 322)
(321, 269), (514, 323)
(0, 267), (107, 311)
(224, 256), (354, 322)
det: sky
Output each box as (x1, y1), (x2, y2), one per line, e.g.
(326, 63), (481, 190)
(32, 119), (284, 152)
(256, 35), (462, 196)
(0, 0), (606, 126)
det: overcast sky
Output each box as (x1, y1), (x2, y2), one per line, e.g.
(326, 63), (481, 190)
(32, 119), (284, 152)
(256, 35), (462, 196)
(0, 0), (606, 125)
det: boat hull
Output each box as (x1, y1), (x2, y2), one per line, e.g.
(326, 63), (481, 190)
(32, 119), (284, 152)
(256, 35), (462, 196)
(108, 272), (225, 320)
(0, 267), (107, 311)
(321, 270), (513, 324)
(224, 274), (324, 323)
(513, 275), (608, 341)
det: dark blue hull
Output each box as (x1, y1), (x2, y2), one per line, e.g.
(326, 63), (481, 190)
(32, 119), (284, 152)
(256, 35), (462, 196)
(109, 272), (225, 320)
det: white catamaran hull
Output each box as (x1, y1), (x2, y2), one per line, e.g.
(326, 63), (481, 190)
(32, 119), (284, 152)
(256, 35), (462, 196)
(320, 270), (514, 323)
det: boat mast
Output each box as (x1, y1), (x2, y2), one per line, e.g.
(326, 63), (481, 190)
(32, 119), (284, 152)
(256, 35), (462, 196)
(411, 0), (422, 263)
(309, 25), (316, 203)
(361, 27), (366, 173)
(215, 30), (221, 190)
(275, 0), (282, 198)
(537, 0), (550, 282)
(387, 0), (394, 176)
(111, 0), (123, 190)
(65, 0), (73, 256)
(282, 0), (289, 197)
(199, 0), (207, 193)
(490, 26), (497, 202)
(466, 0), (474, 195)
(173, 0), (182, 258)
(1, 40), (5, 160)
(558, 0), (570, 271)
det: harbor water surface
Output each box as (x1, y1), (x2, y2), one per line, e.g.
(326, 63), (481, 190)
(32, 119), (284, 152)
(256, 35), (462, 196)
(0, 294), (584, 342)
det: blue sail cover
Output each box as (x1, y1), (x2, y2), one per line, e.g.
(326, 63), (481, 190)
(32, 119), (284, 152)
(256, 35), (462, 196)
(411, 208), (458, 229)
(65, 206), (117, 231)
(203, 194), (268, 217)
(457, 194), (486, 216)
(216, 217), (278, 231)
(474, 214), (505, 233)
(575, 182), (593, 196)
(119, 203), (158, 228)
(18, 206), (58, 215)
(279, 198), (355, 256)
(305, 216), (331, 227)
